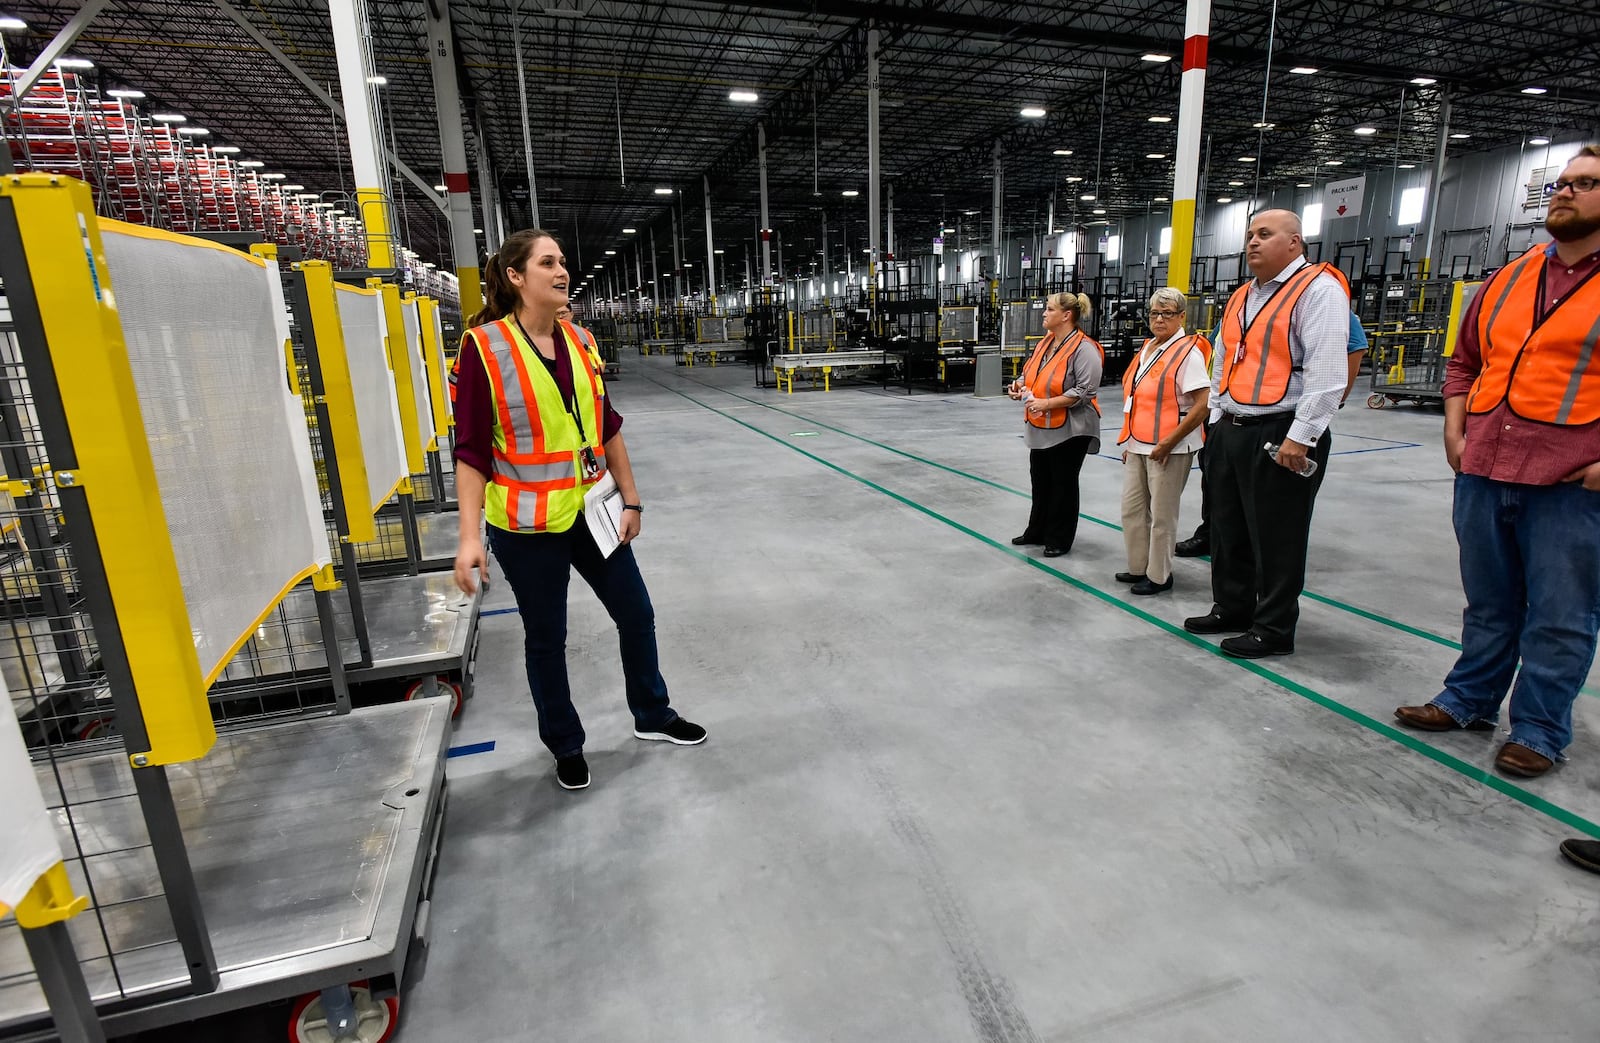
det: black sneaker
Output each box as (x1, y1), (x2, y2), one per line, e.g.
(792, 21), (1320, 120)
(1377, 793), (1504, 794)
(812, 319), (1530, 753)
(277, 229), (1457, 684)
(634, 718), (707, 745)
(1174, 535), (1208, 558)
(555, 754), (590, 790)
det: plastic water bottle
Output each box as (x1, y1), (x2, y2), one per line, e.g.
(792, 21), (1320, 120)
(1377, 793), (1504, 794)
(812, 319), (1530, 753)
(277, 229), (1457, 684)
(1264, 441), (1318, 477)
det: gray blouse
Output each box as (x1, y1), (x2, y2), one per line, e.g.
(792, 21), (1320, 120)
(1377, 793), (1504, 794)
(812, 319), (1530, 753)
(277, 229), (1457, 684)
(1022, 331), (1104, 453)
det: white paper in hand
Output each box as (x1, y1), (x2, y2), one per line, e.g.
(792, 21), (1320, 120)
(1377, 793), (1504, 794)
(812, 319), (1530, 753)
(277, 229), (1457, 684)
(583, 471), (627, 558)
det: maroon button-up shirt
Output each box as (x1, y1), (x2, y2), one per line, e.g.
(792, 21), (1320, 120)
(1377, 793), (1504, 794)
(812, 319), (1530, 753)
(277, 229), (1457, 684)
(1442, 243), (1600, 485)
(452, 321), (624, 479)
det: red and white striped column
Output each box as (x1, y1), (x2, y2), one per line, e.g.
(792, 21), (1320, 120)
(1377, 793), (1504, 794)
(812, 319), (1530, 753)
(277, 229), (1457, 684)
(1168, 0), (1211, 294)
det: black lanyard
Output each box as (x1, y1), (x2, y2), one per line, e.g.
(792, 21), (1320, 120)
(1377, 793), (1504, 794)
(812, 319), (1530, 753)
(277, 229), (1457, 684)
(514, 315), (591, 444)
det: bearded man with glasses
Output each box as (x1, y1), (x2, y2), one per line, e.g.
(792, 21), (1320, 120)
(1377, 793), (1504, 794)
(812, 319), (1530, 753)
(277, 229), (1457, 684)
(1395, 146), (1600, 783)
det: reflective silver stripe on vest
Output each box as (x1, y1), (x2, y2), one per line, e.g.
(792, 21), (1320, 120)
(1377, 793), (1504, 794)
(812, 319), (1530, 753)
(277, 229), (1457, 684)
(1555, 309), (1600, 425)
(479, 322), (541, 457)
(497, 459), (576, 484)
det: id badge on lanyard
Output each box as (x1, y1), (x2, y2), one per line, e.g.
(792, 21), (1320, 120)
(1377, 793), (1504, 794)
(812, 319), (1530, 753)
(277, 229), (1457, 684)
(579, 445), (600, 481)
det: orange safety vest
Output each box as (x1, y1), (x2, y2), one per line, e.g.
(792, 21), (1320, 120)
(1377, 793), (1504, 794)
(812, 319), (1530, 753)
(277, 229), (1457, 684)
(461, 317), (607, 533)
(1117, 333), (1213, 445)
(1465, 244), (1600, 426)
(1216, 261), (1351, 407)
(1021, 329), (1104, 429)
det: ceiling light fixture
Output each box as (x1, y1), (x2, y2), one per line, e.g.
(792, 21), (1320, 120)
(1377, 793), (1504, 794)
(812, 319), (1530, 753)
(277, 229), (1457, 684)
(280, 184), (304, 191)
(176, 127), (210, 136)
(1410, 77), (1437, 86)
(653, 187), (674, 195)
(1450, 132), (1470, 139)
(1238, 156), (1257, 162)
(1324, 159), (1344, 165)
(1290, 66), (1318, 75)
(54, 57), (92, 69)
(842, 189), (859, 197)
(1065, 176), (1084, 183)
(1529, 137), (1551, 146)
(1398, 163), (1418, 169)
(1080, 193), (1096, 201)
(622, 227), (636, 233)
(153, 113), (187, 123)
(366, 75), (388, 86)
(728, 90), (759, 103)
(1253, 121), (1276, 130)
(1228, 180), (1245, 186)
(239, 160), (265, 168)
(1147, 115), (1172, 123)
(260, 173), (287, 180)
(1146, 153), (1167, 159)
(1092, 208), (1106, 215)
(107, 89), (145, 99)
(1521, 86), (1547, 95)
(1354, 126), (1377, 135)
(1296, 182), (1312, 187)
(212, 146), (240, 154)
(1217, 196), (1234, 203)
(1052, 148), (1073, 156)
(0, 17), (26, 30)
(1141, 53), (1172, 62)
(474, 228), (484, 233)
(433, 184), (446, 191)
(1153, 196), (1170, 202)
(1020, 106), (1047, 118)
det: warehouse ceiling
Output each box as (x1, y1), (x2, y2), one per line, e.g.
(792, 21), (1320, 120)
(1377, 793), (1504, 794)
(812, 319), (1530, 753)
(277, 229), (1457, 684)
(4, 0), (1598, 287)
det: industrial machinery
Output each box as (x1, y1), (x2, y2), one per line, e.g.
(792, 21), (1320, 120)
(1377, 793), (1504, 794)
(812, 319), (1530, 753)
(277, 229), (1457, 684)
(1367, 276), (1479, 408)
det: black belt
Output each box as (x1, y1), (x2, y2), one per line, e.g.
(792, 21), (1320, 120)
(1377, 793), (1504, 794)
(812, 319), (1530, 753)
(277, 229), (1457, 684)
(1222, 410), (1296, 426)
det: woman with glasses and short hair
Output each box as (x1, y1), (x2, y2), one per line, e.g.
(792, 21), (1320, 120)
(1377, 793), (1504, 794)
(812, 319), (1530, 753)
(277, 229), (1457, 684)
(1115, 288), (1212, 595)
(1007, 291), (1102, 557)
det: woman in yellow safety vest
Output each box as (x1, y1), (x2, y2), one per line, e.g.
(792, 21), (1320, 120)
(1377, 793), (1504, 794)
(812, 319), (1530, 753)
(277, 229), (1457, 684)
(452, 229), (705, 792)
(1114, 288), (1212, 596)
(1007, 291), (1103, 557)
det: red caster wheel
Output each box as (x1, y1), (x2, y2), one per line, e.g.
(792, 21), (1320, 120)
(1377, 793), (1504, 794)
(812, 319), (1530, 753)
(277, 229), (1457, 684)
(288, 982), (398, 1043)
(403, 675), (462, 718)
(77, 718), (115, 741)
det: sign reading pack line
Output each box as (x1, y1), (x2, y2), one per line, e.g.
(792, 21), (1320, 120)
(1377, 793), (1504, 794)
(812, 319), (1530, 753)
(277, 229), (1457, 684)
(1325, 175), (1367, 219)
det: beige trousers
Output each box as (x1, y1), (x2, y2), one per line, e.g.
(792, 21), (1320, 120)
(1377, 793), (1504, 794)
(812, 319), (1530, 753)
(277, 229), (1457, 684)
(1121, 450), (1196, 582)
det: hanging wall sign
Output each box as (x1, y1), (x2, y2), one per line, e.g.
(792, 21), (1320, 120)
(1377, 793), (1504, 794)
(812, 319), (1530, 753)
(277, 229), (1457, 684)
(1325, 175), (1367, 219)
(933, 236), (944, 256)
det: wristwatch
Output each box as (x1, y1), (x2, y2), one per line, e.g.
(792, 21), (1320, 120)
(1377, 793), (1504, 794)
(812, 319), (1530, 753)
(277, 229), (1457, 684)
(622, 504), (643, 513)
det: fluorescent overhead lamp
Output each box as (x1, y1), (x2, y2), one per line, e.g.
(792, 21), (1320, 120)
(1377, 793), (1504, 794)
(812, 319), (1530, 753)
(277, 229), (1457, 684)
(1450, 132), (1470, 139)
(1228, 180), (1245, 186)
(942, 226), (955, 233)
(1289, 66), (1318, 75)
(1141, 53), (1172, 62)
(1296, 182), (1312, 187)
(1147, 115), (1172, 123)
(1217, 196), (1233, 203)
(176, 126), (209, 136)
(1146, 153), (1167, 159)
(107, 89), (145, 99)
(239, 160), (265, 168)
(54, 57), (92, 69)
(153, 113), (187, 123)
(1092, 208), (1106, 215)
(653, 187), (674, 195)
(1019, 106), (1047, 118)
(622, 227), (636, 233)
(212, 146), (240, 154)
(1324, 159), (1343, 165)
(1153, 196), (1170, 202)
(1253, 122), (1275, 129)
(260, 172), (287, 179)
(1529, 137), (1550, 146)
(1080, 193), (1095, 201)
(714, 249), (724, 254)
(281, 184), (304, 191)
(1521, 86), (1547, 95)
(728, 90), (759, 103)
(473, 227), (484, 233)
(1238, 155), (1257, 162)
(1052, 149), (1073, 156)
(366, 75), (388, 86)
(1410, 77), (1436, 86)
(593, 265), (604, 270)
(841, 189), (859, 197)
(1065, 176), (1084, 183)
(1354, 126), (1377, 135)
(1398, 163), (1417, 169)
(433, 184), (446, 191)
(604, 250), (616, 255)
(0, 17), (27, 30)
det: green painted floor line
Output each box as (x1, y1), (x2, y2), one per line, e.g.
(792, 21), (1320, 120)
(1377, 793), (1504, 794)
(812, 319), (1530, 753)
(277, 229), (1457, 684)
(647, 372), (1600, 842)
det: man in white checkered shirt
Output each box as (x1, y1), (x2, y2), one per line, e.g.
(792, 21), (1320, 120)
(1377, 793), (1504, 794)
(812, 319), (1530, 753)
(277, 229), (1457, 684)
(1183, 209), (1351, 659)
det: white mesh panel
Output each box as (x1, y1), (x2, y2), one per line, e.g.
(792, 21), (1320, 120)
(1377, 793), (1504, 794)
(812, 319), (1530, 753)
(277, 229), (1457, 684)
(401, 299), (435, 453)
(334, 285), (407, 514)
(101, 228), (334, 685)
(430, 306), (453, 421)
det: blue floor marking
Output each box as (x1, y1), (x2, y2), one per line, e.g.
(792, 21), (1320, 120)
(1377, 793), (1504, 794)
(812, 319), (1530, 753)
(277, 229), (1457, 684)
(481, 606), (519, 617)
(447, 740), (497, 758)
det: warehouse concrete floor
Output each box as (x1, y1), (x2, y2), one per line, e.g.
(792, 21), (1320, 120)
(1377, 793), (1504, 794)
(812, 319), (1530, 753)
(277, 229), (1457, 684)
(158, 352), (1600, 1041)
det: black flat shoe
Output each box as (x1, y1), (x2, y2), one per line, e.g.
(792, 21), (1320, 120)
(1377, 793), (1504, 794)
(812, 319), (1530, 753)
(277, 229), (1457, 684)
(1042, 546), (1068, 557)
(1183, 610), (1250, 635)
(1220, 632), (1294, 659)
(1174, 536), (1208, 558)
(1115, 572), (1146, 584)
(1130, 577), (1173, 595)
(1012, 534), (1041, 546)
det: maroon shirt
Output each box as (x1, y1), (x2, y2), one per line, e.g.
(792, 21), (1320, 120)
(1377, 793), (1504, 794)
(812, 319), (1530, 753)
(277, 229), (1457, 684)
(452, 320), (623, 479)
(1442, 243), (1600, 485)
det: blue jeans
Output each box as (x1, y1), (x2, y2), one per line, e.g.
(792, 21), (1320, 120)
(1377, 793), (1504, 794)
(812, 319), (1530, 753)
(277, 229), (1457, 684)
(1431, 474), (1600, 761)
(487, 522), (677, 758)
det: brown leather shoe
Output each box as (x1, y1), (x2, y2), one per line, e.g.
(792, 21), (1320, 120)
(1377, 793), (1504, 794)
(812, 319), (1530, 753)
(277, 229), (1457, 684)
(1393, 704), (1493, 732)
(1495, 742), (1554, 778)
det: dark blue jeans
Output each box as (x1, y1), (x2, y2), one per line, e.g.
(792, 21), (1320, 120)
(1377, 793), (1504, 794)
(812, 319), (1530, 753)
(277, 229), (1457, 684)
(487, 522), (677, 758)
(1431, 474), (1600, 762)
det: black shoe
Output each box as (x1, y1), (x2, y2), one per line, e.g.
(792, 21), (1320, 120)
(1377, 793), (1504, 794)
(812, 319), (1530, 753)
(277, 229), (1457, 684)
(1560, 839), (1600, 875)
(1042, 546), (1068, 557)
(1183, 610), (1249, 635)
(1012, 534), (1041, 546)
(555, 754), (590, 790)
(1115, 572), (1146, 584)
(1130, 576), (1173, 596)
(1174, 535), (1208, 558)
(1220, 632), (1294, 659)
(635, 717), (707, 745)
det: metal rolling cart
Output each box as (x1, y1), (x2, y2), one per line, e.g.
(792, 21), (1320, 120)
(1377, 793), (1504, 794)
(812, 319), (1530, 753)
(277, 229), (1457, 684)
(1365, 275), (1471, 409)
(0, 173), (452, 1043)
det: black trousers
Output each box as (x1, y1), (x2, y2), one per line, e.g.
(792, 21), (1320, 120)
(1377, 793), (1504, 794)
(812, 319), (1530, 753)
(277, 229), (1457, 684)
(1189, 419), (1217, 544)
(1207, 414), (1331, 643)
(1024, 436), (1092, 551)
